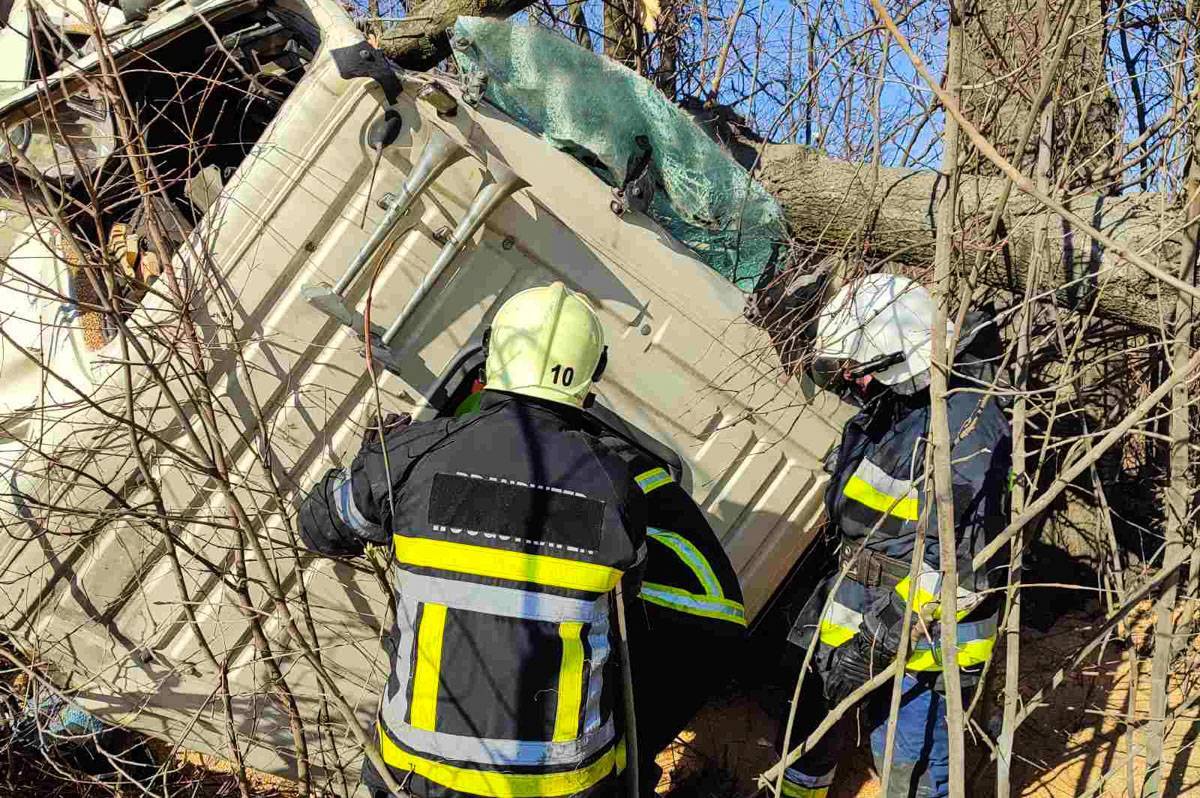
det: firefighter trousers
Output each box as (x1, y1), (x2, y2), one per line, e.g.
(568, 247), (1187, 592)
(777, 662), (955, 798)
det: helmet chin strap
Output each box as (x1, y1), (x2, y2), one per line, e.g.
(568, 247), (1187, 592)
(845, 350), (905, 380)
(591, 347), (609, 382)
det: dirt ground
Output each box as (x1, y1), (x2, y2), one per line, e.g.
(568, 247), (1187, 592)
(656, 601), (1200, 798)
(4, 600), (1199, 797)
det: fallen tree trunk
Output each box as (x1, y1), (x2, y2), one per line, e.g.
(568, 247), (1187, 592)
(377, 0), (533, 69)
(756, 143), (1184, 331)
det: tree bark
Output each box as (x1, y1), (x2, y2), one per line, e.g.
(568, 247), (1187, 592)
(755, 143), (1185, 332)
(378, 0), (536, 70)
(603, 0), (639, 68)
(996, 106), (1051, 798)
(926, 4), (966, 792)
(959, 0), (1116, 190)
(653, 0), (678, 97)
(568, 0), (592, 49)
(1143, 38), (1200, 795)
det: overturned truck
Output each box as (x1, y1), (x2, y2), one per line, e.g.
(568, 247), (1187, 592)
(0, 0), (852, 785)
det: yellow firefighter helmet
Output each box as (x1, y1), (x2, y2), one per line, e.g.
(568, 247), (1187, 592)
(484, 282), (608, 407)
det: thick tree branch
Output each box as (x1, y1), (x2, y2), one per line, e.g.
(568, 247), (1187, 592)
(756, 142), (1190, 334)
(378, 0), (535, 69)
(927, 6), (966, 792)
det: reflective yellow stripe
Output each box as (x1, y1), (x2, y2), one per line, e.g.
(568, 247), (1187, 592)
(410, 603), (447, 730)
(781, 782), (828, 798)
(818, 619), (857, 648)
(906, 636), (995, 671)
(553, 622), (585, 741)
(783, 764), (835, 795)
(894, 575), (938, 616)
(817, 600), (862, 647)
(959, 637), (995, 667)
(895, 576), (971, 620)
(647, 529), (724, 598)
(379, 724), (625, 797)
(394, 535), (622, 593)
(638, 582), (746, 623)
(842, 475), (919, 521)
(635, 467), (673, 494)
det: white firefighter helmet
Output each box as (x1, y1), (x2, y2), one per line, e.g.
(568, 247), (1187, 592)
(811, 273), (952, 395)
(484, 282), (608, 407)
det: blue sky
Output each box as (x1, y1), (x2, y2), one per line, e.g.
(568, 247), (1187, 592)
(367, 0), (1195, 192)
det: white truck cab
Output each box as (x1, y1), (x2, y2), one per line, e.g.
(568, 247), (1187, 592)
(0, 0), (851, 780)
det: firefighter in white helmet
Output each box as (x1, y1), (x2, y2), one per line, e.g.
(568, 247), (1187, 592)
(300, 282), (646, 798)
(778, 273), (1012, 798)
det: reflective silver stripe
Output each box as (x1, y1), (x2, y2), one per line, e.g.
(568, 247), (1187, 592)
(956, 586), (985, 615)
(382, 710), (617, 766)
(647, 528), (723, 598)
(583, 607), (611, 734)
(635, 467), (673, 493)
(395, 569), (607, 623)
(964, 615), (997, 639)
(389, 590), (420, 728)
(910, 616), (998, 652)
(332, 469), (381, 535)
(639, 585), (746, 625)
(853, 458), (915, 500)
(821, 600), (864, 631)
(382, 578), (618, 766)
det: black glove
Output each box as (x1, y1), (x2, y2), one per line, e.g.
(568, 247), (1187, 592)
(824, 639), (876, 704)
(858, 591), (907, 662)
(362, 411), (411, 448)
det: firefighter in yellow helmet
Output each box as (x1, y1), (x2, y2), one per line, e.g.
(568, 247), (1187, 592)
(299, 282), (646, 798)
(450, 289), (750, 794)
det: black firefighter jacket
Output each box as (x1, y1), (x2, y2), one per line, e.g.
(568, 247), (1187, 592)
(614, 446), (747, 774)
(788, 380), (1012, 684)
(299, 391), (647, 798)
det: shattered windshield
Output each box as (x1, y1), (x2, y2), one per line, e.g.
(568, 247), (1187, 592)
(450, 17), (786, 291)
(0, 0), (317, 363)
